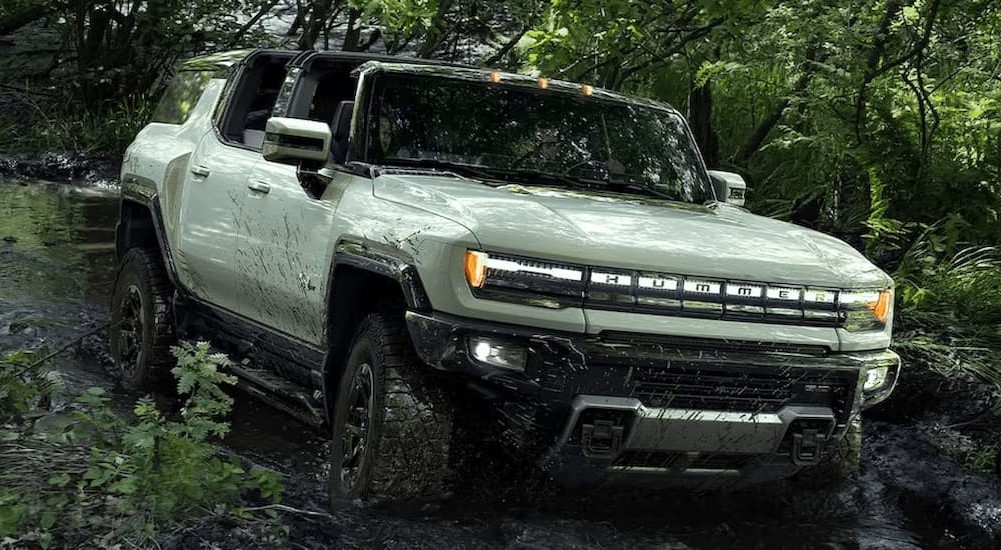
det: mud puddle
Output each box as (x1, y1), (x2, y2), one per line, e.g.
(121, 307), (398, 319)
(2, 178), (999, 549)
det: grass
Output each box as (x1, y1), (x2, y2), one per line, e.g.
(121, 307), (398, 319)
(0, 93), (154, 156)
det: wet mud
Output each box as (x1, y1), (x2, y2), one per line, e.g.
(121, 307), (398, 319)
(2, 176), (1000, 549)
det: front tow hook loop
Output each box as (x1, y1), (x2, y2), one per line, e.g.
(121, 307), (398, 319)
(581, 420), (624, 457)
(792, 428), (828, 466)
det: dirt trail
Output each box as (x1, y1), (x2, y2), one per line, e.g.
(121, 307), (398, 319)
(2, 175), (999, 549)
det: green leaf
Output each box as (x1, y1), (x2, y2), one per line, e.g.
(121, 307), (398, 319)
(40, 511), (56, 531)
(47, 474), (70, 487)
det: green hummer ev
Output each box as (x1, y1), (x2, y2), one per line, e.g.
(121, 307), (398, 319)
(109, 49), (900, 501)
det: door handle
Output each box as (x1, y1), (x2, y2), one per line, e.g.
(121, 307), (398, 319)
(247, 180), (271, 194)
(190, 164), (211, 177)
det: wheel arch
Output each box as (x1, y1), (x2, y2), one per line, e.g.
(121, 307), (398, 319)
(321, 242), (432, 420)
(116, 184), (180, 288)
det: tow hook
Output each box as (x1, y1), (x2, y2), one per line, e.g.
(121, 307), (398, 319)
(791, 428), (828, 466)
(581, 419), (624, 457)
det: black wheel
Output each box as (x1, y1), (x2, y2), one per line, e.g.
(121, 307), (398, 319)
(108, 247), (175, 392)
(329, 313), (456, 504)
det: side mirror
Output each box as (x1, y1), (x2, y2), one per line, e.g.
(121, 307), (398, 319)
(262, 117), (331, 164)
(708, 170), (747, 207)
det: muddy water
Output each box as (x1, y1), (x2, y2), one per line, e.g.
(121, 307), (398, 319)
(0, 179), (987, 549)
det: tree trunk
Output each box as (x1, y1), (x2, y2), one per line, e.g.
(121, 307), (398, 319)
(299, 0), (340, 50)
(342, 8), (361, 51)
(688, 81), (720, 168)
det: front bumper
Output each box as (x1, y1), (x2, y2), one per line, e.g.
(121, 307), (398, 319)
(406, 311), (899, 484)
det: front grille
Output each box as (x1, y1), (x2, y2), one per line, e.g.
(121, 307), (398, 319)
(629, 362), (854, 415)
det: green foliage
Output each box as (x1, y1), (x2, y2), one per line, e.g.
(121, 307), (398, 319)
(0, 93), (156, 155)
(0, 351), (60, 422)
(0, 343), (283, 547)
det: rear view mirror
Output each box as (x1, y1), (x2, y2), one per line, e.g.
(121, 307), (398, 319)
(262, 117), (331, 164)
(708, 170), (747, 207)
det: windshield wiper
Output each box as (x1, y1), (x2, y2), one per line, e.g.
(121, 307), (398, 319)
(380, 157), (499, 181)
(486, 167), (610, 191)
(602, 178), (678, 200)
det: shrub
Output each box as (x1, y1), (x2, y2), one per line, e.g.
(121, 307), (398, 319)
(0, 342), (283, 548)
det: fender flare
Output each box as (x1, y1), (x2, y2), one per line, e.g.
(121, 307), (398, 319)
(319, 239), (433, 420)
(118, 174), (181, 288)
(325, 239), (432, 313)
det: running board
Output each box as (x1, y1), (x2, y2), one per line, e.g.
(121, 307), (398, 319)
(227, 362), (326, 427)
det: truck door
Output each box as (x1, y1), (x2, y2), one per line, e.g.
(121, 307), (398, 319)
(175, 132), (255, 313)
(230, 60), (360, 345)
(231, 159), (345, 345)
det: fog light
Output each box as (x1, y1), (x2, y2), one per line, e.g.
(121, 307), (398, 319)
(467, 336), (527, 372)
(863, 366), (889, 392)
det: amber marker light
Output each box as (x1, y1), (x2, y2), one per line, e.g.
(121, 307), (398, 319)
(582, 84), (593, 96)
(868, 289), (892, 323)
(490, 71), (502, 83)
(537, 77), (549, 90)
(465, 250), (488, 288)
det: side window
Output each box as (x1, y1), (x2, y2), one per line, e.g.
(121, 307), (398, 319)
(151, 70), (214, 125)
(217, 60), (291, 149)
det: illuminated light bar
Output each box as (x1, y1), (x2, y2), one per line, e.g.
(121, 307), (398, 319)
(683, 280), (722, 294)
(638, 275), (679, 291)
(726, 283), (764, 298)
(840, 290), (881, 306)
(463, 249), (892, 330)
(486, 256), (583, 281)
(766, 286), (801, 301)
(591, 271), (632, 286)
(804, 288), (836, 304)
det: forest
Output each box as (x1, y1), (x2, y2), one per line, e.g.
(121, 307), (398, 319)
(1, 0), (1000, 548)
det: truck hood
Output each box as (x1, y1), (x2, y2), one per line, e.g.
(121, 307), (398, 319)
(372, 173), (891, 288)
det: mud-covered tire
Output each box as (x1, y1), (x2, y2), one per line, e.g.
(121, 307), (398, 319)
(329, 313), (456, 504)
(798, 416), (862, 487)
(108, 247), (176, 392)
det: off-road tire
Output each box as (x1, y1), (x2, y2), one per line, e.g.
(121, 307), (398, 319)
(329, 313), (456, 505)
(798, 416), (862, 487)
(108, 247), (176, 392)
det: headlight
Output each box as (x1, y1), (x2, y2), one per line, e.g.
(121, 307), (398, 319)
(839, 289), (893, 332)
(467, 335), (528, 371)
(863, 365), (889, 392)
(464, 250), (585, 308)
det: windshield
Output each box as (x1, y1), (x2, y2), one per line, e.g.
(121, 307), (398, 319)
(363, 73), (715, 204)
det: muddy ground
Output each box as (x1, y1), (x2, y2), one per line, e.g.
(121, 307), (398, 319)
(1, 166), (999, 549)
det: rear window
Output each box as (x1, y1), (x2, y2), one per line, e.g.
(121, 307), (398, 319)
(151, 70), (214, 124)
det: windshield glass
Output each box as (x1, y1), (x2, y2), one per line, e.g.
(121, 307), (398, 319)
(363, 73), (714, 204)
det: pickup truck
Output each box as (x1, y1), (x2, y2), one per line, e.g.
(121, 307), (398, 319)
(110, 49), (900, 502)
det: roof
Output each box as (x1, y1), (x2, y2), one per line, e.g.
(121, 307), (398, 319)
(357, 61), (680, 114)
(176, 49), (678, 114)
(178, 48), (478, 73)
(180, 49), (254, 71)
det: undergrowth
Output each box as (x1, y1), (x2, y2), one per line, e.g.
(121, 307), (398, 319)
(0, 342), (284, 548)
(0, 92), (154, 155)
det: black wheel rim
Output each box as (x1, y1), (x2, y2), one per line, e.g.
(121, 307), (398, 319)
(117, 284), (145, 377)
(340, 362), (374, 492)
